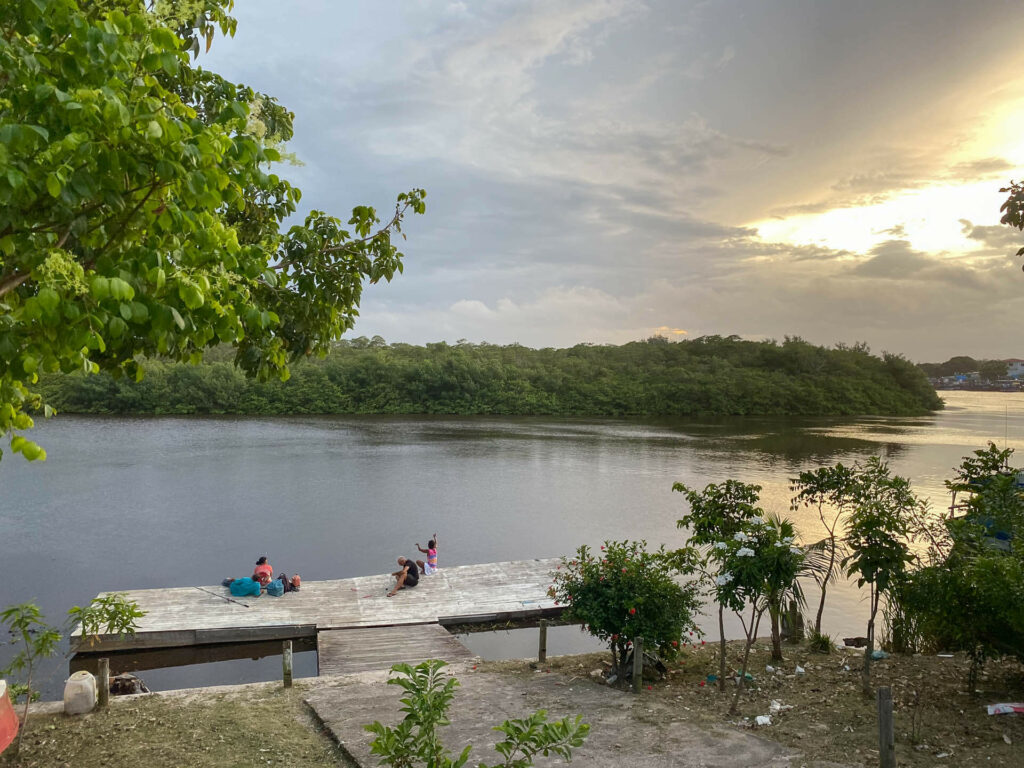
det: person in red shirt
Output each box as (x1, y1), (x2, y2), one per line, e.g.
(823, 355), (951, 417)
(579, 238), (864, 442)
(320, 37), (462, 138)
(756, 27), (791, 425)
(252, 556), (273, 586)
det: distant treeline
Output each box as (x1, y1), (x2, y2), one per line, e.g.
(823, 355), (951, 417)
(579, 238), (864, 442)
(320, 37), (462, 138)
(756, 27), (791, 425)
(918, 356), (1008, 381)
(38, 336), (943, 417)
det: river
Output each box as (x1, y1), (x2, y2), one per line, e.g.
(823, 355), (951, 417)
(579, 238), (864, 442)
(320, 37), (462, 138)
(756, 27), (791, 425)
(1, 390), (1019, 698)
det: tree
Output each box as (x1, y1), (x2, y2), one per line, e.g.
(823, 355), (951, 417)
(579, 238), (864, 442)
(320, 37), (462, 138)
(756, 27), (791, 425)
(1000, 180), (1024, 259)
(841, 457), (920, 696)
(548, 540), (702, 682)
(0, 593), (144, 755)
(0, 0), (425, 462)
(365, 660), (589, 768)
(674, 479), (762, 689)
(790, 463), (857, 634)
(710, 515), (805, 714)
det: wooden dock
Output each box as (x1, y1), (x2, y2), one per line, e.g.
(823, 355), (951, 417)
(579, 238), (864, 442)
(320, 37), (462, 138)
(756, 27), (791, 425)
(71, 559), (562, 654)
(317, 624), (476, 675)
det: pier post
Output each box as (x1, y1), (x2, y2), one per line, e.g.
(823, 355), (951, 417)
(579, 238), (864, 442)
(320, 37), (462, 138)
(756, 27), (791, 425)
(282, 640), (293, 689)
(878, 686), (895, 768)
(632, 637), (644, 694)
(538, 619), (548, 663)
(97, 658), (109, 707)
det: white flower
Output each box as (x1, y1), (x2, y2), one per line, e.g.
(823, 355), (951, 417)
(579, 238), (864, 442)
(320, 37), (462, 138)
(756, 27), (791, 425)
(736, 547), (755, 557)
(714, 541), (728, 550)
(733, 532), (749, 542)
(774, 541), (786, 548)
(789, 546), (803, 555)
(783, 536), (794, 545)
(716, 572), (734, 585)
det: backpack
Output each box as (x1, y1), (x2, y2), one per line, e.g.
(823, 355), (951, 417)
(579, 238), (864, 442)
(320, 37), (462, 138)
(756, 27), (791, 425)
(265, 578), (285, 597)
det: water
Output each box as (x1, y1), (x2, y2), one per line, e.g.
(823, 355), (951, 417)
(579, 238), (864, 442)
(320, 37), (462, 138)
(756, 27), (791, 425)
(1, 390), (1019, 697)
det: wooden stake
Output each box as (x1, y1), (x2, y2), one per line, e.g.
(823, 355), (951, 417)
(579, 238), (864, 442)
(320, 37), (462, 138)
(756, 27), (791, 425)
(878, 686), (895, 768)
(538, 619), (548, 663)
(632, 637), (644, 694)
(282, 640), (293, 688)
(97, 658), (109, 708)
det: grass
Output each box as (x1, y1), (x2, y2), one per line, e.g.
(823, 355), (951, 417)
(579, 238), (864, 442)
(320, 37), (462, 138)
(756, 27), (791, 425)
(0, 683), (351, 768)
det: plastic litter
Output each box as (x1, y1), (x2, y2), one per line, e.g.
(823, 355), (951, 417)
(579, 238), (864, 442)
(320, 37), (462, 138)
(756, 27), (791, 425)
(765, 664), (775, 673)
(871, 649), (890, 660)
(769, 700), (793, 713)
(63, 670), (97, 715)
(987, 703), (1024, 715)
(795, 665), (805, 675)
(754, 715), (771, 726)
(705, 674), (718, 683)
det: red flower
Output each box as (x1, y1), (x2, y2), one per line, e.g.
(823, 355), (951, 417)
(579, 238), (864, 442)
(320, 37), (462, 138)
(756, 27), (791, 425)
(629, 607), (636, 615)
(600, 545), (605, 551)
(701, 640), (705, 645)
(647, 685), (652, 690)
(621, 568), (627, 573)
(689, 631), (693, 636)
(699, 681), (705, 687)
(671, 640), (678, 647)
(611, 633), (618, 640)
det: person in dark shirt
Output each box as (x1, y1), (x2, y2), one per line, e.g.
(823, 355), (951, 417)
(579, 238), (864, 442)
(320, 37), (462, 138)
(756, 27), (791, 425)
(387, 557), (419, 597)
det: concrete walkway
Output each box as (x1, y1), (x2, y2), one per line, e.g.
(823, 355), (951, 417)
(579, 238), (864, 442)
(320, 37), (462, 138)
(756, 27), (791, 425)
(305, 662), (853, 768)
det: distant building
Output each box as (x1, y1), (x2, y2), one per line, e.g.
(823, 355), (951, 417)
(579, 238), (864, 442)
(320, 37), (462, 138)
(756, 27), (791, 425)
(1007, 359), (1024, 379)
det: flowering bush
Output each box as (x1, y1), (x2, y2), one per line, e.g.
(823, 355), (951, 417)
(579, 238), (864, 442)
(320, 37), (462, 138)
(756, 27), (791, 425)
(549, 540), (701, 678)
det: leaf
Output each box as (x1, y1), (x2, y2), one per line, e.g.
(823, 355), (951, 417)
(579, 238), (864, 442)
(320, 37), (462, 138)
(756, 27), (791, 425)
(46, 174), (61, 198)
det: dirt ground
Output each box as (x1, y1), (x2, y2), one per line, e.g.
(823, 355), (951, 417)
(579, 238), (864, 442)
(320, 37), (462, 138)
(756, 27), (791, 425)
(480, 639), (1024, 768)
(2, 641), (1022, 768)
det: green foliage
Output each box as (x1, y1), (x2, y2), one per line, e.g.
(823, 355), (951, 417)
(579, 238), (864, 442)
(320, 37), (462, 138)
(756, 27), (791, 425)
(807, 630), (833, 654)
(1, 603), (61, 753)
(0, 0), (424, 462)
(709, 513), (806, 713)
(790, 463), (857, 633)
(841, 456), (921, 695)
(892, 445), (1024, 687)
(364, 660), (589, 768)
(548, 541), (702, 676)
(67, 592), (147, 648)
(999, 180), (1024, 257)
(36, 335), (942, 419)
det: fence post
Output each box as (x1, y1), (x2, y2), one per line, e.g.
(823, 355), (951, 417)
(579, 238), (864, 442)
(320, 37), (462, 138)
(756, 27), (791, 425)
(282, 640), (293, 689)
(787, 599), (802, 643)
(878, 686), (895, 768)
(632, 637), (644, 694)
(97, 658), (109, 708)
(538, 619), (548, 663)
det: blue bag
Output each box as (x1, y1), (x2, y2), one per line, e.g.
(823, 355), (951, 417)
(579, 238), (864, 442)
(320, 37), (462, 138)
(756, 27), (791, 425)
(229, 577), (261, 597)
(265, 578), (284, 597)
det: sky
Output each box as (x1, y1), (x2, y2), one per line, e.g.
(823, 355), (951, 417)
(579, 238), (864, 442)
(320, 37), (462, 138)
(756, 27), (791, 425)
(202, 0), (1024, 362)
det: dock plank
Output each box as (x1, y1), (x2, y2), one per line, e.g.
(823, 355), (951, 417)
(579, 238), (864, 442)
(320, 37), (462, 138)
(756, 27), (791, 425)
(71, 559), (562, 652)
(317, 624), (475, 676)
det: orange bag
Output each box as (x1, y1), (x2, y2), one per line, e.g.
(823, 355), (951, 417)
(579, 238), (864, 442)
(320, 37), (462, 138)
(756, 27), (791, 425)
(0, 680), (19, 755)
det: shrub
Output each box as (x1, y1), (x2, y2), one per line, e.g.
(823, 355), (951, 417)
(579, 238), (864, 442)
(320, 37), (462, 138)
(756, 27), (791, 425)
(807, 630), (833, 654)
(365, 660), (589, 767)
(549, 540), (701, 680)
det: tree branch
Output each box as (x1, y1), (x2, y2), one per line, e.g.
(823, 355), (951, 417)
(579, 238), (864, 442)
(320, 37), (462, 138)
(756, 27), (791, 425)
(0, 271), (30, 298)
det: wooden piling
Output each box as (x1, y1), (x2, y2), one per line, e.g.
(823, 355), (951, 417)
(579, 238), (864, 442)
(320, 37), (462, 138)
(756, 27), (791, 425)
(632, 637), (644, 694)
(97, 658), (109, 708)
(877, 686), (895, 768)
(538, 619), (548, 663)
(282, 640), (293, 689)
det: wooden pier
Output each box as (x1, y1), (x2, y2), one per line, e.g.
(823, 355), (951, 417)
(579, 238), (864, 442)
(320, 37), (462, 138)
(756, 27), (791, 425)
(71, 559), (563, 672)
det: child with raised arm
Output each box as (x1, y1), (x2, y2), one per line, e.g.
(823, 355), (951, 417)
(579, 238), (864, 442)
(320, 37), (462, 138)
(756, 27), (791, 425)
(416, 533), (438, 575)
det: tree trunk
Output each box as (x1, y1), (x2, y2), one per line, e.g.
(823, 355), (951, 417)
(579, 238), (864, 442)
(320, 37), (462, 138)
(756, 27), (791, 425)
(717, 603), (726, 692)
(769, 603), (783, 662)
(862, 587), (877, 697)
(730, 607), (763, 715)
(814, 538), (836, 634)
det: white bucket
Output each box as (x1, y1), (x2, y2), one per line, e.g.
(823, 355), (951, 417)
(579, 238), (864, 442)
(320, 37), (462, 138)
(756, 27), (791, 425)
(63, 670), (97, 715)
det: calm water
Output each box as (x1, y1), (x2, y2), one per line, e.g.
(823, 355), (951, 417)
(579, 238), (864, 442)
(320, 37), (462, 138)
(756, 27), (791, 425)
(2, 390), (1020, 697)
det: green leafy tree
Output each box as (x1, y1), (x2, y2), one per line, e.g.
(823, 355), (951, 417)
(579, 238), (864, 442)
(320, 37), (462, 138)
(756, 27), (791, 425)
(711, 516), (805, 714)
(1, 604), (60, 755)
(674, 479), (761, 689)
(790, 463), (857, 634)
(841, 457), (920, 696)
(548, 540), (702, 681)
(1000, 180), (1024, 258)
(894, 445), (1024, 687)
(365, 660), (589, 768)
(0, 0), (425, 461)
(66, 592), (147, 649)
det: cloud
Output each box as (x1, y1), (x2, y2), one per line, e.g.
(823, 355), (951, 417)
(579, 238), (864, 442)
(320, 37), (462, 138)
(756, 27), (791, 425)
(960, 219), (1022, 251)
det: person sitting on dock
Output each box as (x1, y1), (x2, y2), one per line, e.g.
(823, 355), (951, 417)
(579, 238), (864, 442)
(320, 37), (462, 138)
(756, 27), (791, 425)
(253, 556), (273, 587)
(387, 557), (419, 597)
(416, 533), (439, 575)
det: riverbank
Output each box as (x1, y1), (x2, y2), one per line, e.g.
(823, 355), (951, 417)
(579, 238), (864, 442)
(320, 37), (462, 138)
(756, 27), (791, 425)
(5, 641), (1022, 767)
